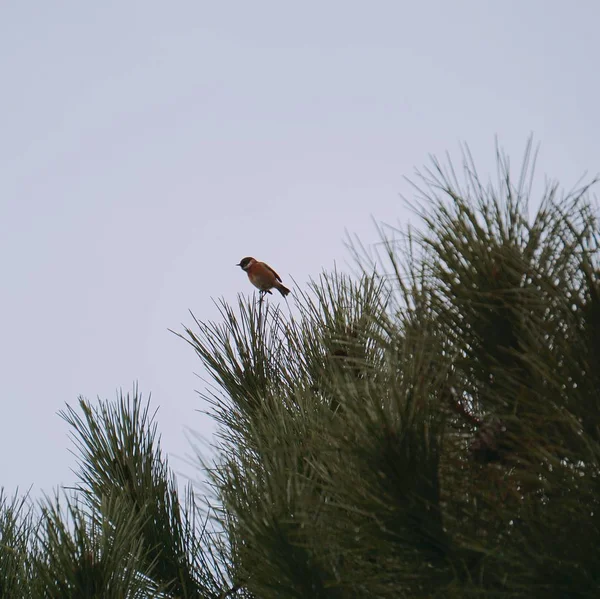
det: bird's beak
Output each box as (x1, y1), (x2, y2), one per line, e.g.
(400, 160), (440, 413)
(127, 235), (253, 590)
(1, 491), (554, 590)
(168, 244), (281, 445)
(236, 263), (241, 267)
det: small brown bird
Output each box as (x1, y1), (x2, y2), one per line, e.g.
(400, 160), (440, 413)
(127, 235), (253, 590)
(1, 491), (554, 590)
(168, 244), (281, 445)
(237, 257), (290, 297)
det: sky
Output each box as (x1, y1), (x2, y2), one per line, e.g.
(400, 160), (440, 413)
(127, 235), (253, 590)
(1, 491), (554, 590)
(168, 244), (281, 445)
(1, 1), (599, 496)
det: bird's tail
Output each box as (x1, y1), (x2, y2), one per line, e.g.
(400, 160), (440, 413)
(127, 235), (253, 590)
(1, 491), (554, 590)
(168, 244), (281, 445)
(275, 282), (291, 297)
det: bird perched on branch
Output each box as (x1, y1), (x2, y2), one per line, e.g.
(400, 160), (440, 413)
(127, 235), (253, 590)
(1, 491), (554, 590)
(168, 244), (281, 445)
(237, 257), (290, 297)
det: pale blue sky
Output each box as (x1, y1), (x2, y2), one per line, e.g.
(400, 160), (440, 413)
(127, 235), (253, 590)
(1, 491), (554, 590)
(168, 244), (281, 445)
(1, 1), (599, 493)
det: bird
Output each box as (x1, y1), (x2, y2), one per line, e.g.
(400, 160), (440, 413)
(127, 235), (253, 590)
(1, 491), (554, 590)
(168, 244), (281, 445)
(237, 257), (290, 297)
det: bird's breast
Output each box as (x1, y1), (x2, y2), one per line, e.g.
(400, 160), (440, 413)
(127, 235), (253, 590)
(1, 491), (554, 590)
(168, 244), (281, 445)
(248, 265), (275, 289)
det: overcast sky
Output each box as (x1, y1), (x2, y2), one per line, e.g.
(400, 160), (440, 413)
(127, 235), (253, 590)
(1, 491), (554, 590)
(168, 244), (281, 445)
(1, 1), (599, 495)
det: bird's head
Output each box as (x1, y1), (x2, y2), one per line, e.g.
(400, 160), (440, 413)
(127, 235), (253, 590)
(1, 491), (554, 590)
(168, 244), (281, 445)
(237, 257), (256, 271)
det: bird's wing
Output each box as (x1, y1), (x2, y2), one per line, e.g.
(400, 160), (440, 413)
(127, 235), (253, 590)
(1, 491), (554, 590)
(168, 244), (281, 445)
(262, 262), (282, 282)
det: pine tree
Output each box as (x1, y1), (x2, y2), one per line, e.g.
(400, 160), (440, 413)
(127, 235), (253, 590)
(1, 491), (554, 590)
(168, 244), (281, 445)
(1, 142), (599, 597)
(0, 391), (232, 598)
(184, 142), (600, 598)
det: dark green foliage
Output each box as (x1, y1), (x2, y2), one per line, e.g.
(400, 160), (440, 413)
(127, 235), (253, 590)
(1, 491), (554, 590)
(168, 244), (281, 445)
(183, 142), (600, 598)
(2, 142), (598, 597)
(33, 493), (158, 598)
(0, 390), (232, 598)
(0, 491), (33, 598)
(59, 392), (229, 598)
